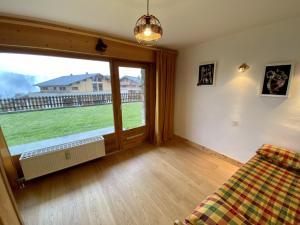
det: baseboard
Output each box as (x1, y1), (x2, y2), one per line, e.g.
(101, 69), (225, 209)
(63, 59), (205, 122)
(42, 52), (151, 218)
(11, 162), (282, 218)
(173, 135), (244, 167)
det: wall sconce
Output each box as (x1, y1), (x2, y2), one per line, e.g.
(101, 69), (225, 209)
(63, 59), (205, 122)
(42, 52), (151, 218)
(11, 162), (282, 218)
(238, 63), (250, 72)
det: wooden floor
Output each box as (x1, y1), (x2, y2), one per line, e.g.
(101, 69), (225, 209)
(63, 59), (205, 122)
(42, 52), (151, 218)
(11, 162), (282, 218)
(15, 140), (239, 225)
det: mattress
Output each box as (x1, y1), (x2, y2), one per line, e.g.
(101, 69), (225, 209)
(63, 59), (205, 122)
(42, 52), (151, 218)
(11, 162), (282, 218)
(184, 155), (300, 225)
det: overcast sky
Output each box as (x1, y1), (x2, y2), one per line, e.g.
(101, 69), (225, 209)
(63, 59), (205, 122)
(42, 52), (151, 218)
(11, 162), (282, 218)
(0, 53), (142, 83)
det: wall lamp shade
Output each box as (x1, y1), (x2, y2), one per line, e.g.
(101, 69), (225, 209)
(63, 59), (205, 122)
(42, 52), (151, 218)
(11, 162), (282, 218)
(238, 63), (250, 72)
(134, 0), (163, 46)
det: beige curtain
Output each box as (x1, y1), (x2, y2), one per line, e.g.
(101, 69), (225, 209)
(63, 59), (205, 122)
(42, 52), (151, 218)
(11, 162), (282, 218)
(155, 50), (177, 145)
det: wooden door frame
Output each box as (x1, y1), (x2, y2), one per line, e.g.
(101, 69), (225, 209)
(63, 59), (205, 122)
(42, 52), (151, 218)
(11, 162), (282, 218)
(0, 149), (23, 225)
(111, 60), (150, 150)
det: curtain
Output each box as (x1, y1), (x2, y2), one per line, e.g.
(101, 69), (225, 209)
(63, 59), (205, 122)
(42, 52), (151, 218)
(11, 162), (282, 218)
(155, 50), (177, 145)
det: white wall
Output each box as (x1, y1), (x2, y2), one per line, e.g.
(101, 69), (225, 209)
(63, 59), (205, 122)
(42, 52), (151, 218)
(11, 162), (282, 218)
(174, 17), (300, 163)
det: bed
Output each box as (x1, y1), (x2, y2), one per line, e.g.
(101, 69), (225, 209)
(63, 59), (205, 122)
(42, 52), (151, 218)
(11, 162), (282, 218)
(175, 144), (300, 225)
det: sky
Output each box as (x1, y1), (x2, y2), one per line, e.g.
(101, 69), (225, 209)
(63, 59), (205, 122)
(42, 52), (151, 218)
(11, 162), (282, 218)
(0, 53), (142, 83)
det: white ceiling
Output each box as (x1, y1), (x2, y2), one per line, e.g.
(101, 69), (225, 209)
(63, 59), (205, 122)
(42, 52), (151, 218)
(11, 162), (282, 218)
(1, 0), (300, 49)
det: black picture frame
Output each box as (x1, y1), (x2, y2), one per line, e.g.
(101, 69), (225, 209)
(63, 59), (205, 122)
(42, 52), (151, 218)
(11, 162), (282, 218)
(198, 63), (216, 86)
(261, 63), (293, 97)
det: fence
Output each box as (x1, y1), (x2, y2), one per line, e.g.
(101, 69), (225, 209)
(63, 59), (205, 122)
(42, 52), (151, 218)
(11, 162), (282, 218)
(0, 93), (143, 113)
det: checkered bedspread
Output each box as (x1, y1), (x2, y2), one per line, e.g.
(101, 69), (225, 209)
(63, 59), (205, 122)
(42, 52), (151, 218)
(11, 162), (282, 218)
(184, 155), (300, 225)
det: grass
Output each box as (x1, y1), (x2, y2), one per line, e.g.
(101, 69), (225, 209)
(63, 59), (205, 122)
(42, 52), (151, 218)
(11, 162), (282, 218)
(0, 102), (144, 147)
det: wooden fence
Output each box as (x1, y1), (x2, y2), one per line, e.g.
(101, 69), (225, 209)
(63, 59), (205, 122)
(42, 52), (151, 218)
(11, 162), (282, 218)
(0, 93), (143, 113)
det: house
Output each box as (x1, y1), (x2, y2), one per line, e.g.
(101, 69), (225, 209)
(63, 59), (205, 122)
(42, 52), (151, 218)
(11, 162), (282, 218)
(1, 2), (300, 225)
(35, 73), (111, 93)
(35, 73), (141, 94)
(120, 75), (143, 93)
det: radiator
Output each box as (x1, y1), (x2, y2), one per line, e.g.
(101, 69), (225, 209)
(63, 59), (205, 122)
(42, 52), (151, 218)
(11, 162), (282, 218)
(19, 136), (105, 180)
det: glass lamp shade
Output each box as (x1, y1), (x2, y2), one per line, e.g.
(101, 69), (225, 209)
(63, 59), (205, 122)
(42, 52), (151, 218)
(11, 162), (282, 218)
(134, 14), (163, 45)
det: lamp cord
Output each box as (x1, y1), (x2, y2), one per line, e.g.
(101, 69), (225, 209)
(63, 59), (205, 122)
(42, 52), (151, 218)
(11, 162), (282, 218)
(147, 0), (149, 15)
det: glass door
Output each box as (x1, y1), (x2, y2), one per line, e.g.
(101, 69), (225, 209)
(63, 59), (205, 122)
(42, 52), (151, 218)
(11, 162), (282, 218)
(119, 66), (146, 130)
(114, 62), (148, 150)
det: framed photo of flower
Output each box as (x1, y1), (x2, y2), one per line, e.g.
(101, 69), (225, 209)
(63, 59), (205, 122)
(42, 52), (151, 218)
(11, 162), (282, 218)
(261, 63), (294, 97)
(197, 62), (216, 86)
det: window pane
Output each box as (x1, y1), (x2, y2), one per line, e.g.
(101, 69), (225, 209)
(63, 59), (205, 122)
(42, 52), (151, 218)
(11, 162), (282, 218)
(93, 83), (97, 92)
(0, 53), (115, 153)
(98, 83), (103, 91)
(119, 66), (145, 130)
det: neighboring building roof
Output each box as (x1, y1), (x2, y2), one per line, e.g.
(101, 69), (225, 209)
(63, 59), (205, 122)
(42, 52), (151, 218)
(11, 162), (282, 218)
(120, 76), (141, 84)
(35, 73), (109, 87)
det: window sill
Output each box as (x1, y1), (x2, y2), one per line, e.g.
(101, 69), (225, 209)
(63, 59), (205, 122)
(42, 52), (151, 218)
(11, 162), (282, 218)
(9, 127), (114, 157)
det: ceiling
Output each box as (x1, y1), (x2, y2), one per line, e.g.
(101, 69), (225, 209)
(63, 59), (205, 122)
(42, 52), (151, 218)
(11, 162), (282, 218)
(1, 0), (300, 49)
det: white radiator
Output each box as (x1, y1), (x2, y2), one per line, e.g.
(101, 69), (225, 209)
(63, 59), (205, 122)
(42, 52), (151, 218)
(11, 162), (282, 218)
(19, 136), (105, 180)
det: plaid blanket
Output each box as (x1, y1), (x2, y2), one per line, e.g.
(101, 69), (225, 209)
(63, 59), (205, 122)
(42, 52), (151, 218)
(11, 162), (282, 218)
(185, 155), (300, 225)
(185, 194), (251, 225)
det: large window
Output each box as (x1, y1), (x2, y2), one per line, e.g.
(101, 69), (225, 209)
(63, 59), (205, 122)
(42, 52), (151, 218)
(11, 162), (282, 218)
(0, 52), (150, 155)
(0, 53), (115, 149)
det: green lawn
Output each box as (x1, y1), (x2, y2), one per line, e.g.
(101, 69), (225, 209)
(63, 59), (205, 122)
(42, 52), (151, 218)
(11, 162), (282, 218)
(0, 102), (144, 147)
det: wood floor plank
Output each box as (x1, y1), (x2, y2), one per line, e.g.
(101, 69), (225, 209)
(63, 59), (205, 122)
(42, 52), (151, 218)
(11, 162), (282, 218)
(15, 140), (239, 225)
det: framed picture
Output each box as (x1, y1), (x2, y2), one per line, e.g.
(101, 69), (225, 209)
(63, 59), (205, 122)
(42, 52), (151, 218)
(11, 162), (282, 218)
(197, 62), (216, 86)
(261, 63), (294, 97)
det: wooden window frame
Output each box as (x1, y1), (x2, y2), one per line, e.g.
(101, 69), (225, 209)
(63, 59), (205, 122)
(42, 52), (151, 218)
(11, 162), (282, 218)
(0, 49), (152, 154)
